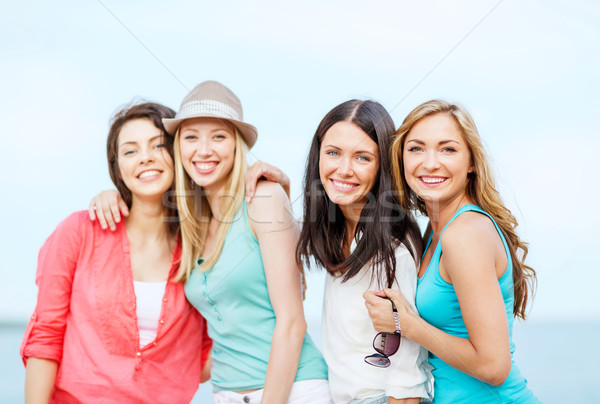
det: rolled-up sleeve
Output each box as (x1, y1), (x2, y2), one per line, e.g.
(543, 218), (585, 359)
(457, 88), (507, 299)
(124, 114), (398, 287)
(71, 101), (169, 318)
(20, 212), (83, 365)
(385, 246), (432, 399)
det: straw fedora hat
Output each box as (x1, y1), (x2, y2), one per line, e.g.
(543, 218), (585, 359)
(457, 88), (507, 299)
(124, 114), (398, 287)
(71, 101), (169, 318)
(162, 80), (257, 149)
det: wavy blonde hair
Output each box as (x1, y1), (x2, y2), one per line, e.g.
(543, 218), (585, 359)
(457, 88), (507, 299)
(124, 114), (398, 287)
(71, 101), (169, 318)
(391, 99), (536, 319)
(173, 127), (248, 283)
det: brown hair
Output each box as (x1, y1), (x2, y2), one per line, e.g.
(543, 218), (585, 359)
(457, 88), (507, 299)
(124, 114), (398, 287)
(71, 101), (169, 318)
(296, 99), (423, 289)
(106, 102), (179, 237)
(391, 99), (536, 319)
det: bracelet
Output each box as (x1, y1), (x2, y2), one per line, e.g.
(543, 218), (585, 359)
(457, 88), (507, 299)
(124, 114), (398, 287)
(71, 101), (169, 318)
(391, 301), (401, 334)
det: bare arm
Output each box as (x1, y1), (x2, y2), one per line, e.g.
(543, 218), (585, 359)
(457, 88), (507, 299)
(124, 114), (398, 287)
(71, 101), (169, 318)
(365, 214), (512, 386)
(388, 398), (419, 404)
(88, 190), (128, 231)
(24, 358), (58, 404)
(245, 161), (290, 203)
(248, 182), (306, 404)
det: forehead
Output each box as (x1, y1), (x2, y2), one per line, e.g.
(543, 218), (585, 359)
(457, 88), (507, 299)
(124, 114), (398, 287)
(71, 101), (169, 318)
(179, 117), (235, 133)
(321, 121), (379, 153)
(407, 113), (464, 142)
(118, 118), (162, 144)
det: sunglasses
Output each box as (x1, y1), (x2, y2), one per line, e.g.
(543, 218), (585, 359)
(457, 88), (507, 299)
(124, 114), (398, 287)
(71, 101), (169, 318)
(364, 298), (401, 368)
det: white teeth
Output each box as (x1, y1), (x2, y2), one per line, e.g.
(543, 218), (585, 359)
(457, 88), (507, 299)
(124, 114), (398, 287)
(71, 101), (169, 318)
(195, 162), (217, 170)
(421, 177), (445, 184)
(332, 180), (355, 189)
(138, 170), (160, 179)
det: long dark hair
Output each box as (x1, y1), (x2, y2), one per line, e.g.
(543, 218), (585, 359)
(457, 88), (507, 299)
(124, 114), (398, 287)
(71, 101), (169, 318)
(106, 102), (179, 237)
(296, 99), (423, 288)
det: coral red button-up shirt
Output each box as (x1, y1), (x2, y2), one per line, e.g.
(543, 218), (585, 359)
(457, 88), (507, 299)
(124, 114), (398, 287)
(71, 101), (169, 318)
(21, 211), (212, 403)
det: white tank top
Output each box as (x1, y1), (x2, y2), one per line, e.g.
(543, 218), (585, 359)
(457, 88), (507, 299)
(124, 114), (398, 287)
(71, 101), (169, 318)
(133, 280), (167, 347)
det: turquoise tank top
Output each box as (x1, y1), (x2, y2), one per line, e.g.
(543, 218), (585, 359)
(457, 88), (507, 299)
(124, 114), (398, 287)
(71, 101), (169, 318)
(416, 204), (539, 403)
(184, 202), (328, 392)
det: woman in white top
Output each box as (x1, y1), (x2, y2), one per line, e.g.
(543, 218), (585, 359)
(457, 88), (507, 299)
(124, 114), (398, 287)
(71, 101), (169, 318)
(295, 100), (431, 404)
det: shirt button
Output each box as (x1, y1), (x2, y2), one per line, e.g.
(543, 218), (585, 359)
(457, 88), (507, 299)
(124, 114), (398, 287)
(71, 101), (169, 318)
(136, 352), (141, 357)
(163, 298), (167, 302)
(159, 319), (164, 324)
(243, 396), (250, 403)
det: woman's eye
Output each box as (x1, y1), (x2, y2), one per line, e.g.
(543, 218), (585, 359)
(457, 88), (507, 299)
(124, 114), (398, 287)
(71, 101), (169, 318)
(442, 147), (457, 153)
(123, 150), (135, 156)
(155, 143), (165, 149)
(407, 146), (422, 152)
(357, 155), (370, 162)
(213, 134), (226, 140)
(183, 134), (197, 141)
(326, 150), (339, 157)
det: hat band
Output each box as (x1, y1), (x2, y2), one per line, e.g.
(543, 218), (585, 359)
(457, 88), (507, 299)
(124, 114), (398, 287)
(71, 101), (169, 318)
(176, 99), (241, 121)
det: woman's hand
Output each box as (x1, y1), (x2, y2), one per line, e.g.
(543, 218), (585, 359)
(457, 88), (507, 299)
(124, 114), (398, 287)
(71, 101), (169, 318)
(88, 190), (128, 231)
(363, 289), (419, 337)
(245, 161), (290, 203)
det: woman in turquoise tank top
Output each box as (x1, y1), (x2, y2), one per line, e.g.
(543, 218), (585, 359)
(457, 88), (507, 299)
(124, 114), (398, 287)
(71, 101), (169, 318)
(167, 81), (330, 403)
(364, 100), (540, 403)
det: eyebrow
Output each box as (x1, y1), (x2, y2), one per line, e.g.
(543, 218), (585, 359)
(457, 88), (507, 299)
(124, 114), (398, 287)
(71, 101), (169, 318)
(180, 126), (233, 134)
(118, 135), (163, 148)
(406, 139), (460, 145)
(322, 144), (378, 157)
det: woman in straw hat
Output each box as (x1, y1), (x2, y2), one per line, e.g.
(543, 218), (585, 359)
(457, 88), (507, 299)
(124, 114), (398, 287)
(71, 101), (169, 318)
(89, 81), (330, 403)
(363, 100), (539, 403)
(22, 103), (212, 403)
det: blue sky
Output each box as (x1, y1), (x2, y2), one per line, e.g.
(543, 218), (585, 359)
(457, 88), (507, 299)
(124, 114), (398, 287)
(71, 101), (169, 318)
(1, 0), (599, 323)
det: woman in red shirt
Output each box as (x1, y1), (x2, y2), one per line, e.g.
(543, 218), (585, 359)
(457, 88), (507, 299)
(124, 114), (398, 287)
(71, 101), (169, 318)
(21, 103), (212, 403)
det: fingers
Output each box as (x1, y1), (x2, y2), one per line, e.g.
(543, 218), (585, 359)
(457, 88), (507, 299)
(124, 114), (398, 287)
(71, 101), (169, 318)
(362, 291), (381, 304)
(245, 171), (259, 203)
(108, 196), (121, 226)
(118, 198), (130, 218)
(381, 288), (404, 301)
(89, 190), (122, 231)
(95, 198), (109, 230)
(245, 162), (266, 203)
(246, 162), (285, 203)
(363, 291), (395, 331)
(88, 200), (97, 221)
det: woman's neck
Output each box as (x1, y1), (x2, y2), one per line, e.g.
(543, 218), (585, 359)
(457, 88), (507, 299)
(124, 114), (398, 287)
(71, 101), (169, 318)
(203, 183), (229, 221)
(340, 203), (363, 254)
(125, 196), (170, 242)
(425, 193), (474, 235)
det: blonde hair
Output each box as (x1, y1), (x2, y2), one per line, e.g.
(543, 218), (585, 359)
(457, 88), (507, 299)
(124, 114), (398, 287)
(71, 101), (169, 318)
(173, 128), (248, 283)
(391, 99), (536, 319)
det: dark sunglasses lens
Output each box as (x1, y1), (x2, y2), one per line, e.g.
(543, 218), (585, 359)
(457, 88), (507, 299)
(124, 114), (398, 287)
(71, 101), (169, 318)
(373, 333), (401, 356)
(364, 353), (391, 368)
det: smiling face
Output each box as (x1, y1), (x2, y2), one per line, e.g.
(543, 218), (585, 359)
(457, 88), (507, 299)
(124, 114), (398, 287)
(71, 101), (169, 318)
(403, 112), (473, 209)
(319, 121), (380, 217)
(178, 117), (237, 193)
(117, 118), (174, 203)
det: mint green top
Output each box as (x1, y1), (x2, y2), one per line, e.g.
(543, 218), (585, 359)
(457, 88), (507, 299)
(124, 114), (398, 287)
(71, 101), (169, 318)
(184, 202), (328, 392)
(416, 204), (539, 403)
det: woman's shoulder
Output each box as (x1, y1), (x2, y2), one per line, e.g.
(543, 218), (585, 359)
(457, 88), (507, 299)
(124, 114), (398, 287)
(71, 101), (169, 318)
(251, 181), (287, 200)
(441, 209), (501, 253)
(52, 210), (95, 233)
(49, 210), (116, 243)
(246, 181), (290, 218)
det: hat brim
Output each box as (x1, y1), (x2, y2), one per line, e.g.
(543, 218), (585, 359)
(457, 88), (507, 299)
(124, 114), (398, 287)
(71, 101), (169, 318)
(162, 115), (257, 149)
